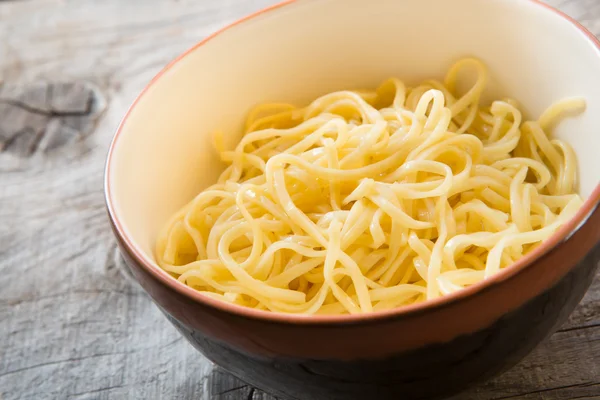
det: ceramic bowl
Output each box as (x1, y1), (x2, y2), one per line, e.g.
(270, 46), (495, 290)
(104, 0), (600, 398)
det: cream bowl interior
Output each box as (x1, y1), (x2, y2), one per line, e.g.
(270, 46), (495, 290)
(108, 0), (600, 268)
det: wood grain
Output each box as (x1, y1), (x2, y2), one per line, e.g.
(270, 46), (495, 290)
(0, 81), (105, 156)
(0, 1), (599, 399)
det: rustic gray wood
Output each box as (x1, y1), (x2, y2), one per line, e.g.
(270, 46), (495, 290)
(0, 0), (599, 399)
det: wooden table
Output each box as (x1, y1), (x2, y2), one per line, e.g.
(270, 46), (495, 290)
(1, 0), (599, 399)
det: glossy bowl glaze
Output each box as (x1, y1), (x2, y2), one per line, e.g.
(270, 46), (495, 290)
(104, 0), (600, 398)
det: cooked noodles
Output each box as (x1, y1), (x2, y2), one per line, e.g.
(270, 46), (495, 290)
(156, 58), (584, 315)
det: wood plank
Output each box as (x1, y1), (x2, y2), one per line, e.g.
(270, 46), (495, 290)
(0, 1), (599, 399)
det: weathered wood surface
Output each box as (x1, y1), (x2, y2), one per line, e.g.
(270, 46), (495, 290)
(1, 0), (599, 399)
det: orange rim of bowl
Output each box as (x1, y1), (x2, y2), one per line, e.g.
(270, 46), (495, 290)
(104, 0), (600, 325)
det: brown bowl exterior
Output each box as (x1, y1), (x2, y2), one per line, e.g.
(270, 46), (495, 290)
(109, 201), (600, 400)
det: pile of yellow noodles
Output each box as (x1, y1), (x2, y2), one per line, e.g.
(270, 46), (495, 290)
(156, 58), (584, 315)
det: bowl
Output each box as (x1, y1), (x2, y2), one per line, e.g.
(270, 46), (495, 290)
(104, 0), (600, 398)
